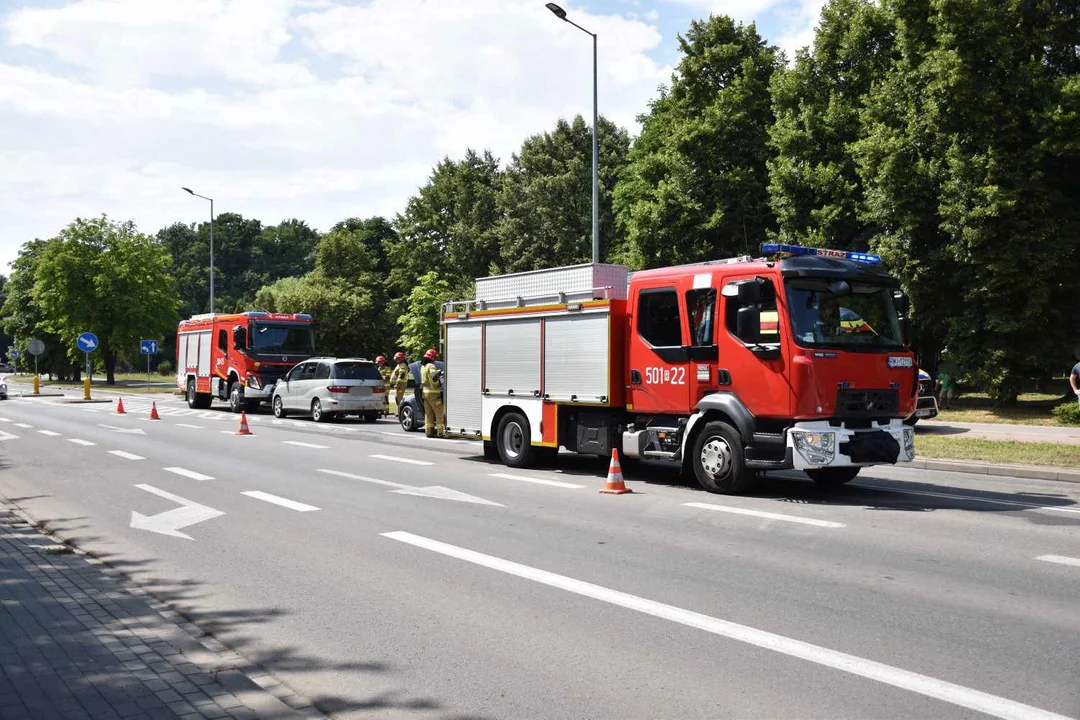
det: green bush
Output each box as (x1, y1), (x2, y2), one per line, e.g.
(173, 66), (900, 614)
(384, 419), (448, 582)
(156, 359), (174, 376)
(1051, 401), (1080, 425)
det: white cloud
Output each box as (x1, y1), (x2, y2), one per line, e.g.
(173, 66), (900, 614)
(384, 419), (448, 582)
(663, 0), (824, 60)
(0, 0), (670, 270)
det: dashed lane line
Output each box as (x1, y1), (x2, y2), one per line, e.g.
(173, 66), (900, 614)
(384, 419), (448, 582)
(1036, 555), (1080, 568)
(370, 454), (433, 466)
(384, 531), (1070, 720)
(241, 491), (319, 513)
(108, 451), (144, 461)
(67, 438), (96, 446)
(282, 441), (329, 449)
(684, 502), (846, 529)
(162, 467), (214, 482)
(37, 430), (61, 437)
(14, 423), (32, 428)
(488, 473), (585, 489)
(0, 417), (10, 422)
(176, 424), (203, 429)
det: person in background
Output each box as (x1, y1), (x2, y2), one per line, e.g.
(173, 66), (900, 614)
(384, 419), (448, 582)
(1070, 360), (1080, 408)
(389, 352), (410, 413)
(936, 368), (958, 410)
(375, 355), (391, 414)
(420, 349), (445, 438)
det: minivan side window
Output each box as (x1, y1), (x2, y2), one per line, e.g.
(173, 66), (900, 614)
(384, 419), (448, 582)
(292, 363), (313, 381)
(314, 363), (331, 381)
(638, 289), (683, 347)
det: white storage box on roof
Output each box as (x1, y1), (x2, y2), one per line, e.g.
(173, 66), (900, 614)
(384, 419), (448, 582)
(474, 263), (628, 304)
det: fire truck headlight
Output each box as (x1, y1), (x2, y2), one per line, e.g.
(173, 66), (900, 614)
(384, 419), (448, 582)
(791, 430), (835, 465)
(247, 375), (260, 390)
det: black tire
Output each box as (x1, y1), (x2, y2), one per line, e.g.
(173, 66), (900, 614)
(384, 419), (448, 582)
(483, 440), (499, 460)
(399, 403), (417, 432)
(805, 467), (860, 486)
(228, 383), (245, 414)
(363, 412), (379, 423)
(690, 420), (754, 494)
(272, 395), (287, 418)
(496, 412), (534, 468)
(311, 398), (330, 423)
(186, 379), (211, 409)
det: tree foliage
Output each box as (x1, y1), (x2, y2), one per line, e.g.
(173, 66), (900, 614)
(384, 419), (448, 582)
(396, 271), (453, 358)
(1, 240), (78, 379)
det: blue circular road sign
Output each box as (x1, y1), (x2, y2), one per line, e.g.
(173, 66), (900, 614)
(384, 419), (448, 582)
(77, 332), (99, 353)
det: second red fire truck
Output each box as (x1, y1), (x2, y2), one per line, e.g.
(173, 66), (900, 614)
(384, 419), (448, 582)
(441, 244), (918, 494)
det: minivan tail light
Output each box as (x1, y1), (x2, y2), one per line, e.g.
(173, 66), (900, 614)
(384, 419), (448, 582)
(327, 385), (349, 393)
(373, 386), (386, 393)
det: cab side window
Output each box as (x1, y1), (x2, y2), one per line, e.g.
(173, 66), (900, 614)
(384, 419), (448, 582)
(724, 279), (780, 344)
(638, 289), (683, 347)
(218, 329), (227, 351)
(314, 363), (331, 381)
(686, 289), (717, 347)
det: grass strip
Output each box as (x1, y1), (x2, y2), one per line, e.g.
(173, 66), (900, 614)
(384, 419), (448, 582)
(915, 435), (1080, 468)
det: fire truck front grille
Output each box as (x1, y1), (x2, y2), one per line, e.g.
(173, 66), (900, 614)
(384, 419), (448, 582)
(835, 389), (899, 418)
(258, 366), (289, 387)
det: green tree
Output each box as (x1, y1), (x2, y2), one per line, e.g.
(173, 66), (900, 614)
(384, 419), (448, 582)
(615, 15), (782, 268)
(330, 217), (397, 275)
(495, 116), (631, 272)
(396, 271), (454, 358)
(33, 217), (180, 384)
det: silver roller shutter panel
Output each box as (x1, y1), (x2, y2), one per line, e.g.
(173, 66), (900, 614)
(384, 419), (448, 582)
(197, 331), (212, 375)
(485, 319), (541, 395)
(544, 313), (610, 401)
(445, 323), (482, 434)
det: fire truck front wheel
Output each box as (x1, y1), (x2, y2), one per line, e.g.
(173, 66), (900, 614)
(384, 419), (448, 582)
(690, 420), (754, 494)
(496, 412), (534, 468)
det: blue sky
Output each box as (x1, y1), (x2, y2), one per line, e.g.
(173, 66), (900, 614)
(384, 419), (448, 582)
(0, 0), (825, 272)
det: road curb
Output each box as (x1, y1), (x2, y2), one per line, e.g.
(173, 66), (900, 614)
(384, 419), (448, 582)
(909, 457), (1080, 484)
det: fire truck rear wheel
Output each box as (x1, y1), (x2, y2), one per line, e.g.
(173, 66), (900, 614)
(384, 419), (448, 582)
(496, 412), (533, 468)
(805, 467), (860, 485)
(186, 379), (211, 410)
(691, 420), (753, 494)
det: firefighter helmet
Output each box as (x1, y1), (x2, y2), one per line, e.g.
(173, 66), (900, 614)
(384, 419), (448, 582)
(393, 351), (406, 362)
(376, 355), (386, 365)
(424, 349), (438, 361)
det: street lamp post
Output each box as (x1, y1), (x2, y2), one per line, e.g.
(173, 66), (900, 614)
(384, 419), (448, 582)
(546, 2), (600, 264)
(181, 187), (215, 313)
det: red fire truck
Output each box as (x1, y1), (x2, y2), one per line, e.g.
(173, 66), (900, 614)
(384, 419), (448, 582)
(176, 312), (316, 412)
(441, 244), (918, 494)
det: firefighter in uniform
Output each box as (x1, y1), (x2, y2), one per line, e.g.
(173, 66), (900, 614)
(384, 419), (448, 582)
(376, 355), (392, 414)
(389, 352), (410, 413)
(420, 348), (444, 438)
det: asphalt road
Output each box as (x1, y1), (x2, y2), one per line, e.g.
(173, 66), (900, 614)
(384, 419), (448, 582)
(0, 389), (1077, 720)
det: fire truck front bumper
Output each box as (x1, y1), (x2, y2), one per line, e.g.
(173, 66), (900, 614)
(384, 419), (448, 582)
(242, 379), (275, 400)
(787, 420), (914, 470)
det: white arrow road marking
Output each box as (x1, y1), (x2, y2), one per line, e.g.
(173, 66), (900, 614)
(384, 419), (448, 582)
(0, 430), (19, 441)
(317, 469), (502, 507)
(68, 439), (96, 446)
(1036, 554), (1080, 568)
(109, 450), (144, 460)
(684, 502), (846, 529)
(241, 491), (319, 512)
(488, 473), (585, 489)
(130, 484), (224, 540)
(163, 467), (214, 482)
(97, 424), (146, 435)
(370, 454), (433, 466)
(384, 531), (1070, 720)
(37, 430), (61, 437)
(282, 441), (328, 449)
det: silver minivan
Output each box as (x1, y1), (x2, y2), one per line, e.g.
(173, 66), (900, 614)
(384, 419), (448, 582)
(272, 357), (386, 422)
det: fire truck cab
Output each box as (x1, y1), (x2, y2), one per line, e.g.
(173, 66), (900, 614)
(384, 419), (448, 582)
(442, 245), (917, 494)
(176, 312), (316, 413)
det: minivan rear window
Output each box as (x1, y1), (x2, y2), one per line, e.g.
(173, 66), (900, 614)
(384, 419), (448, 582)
(332, 362), (381, 380)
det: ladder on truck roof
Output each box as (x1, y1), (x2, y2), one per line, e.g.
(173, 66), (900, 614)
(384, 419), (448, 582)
(445, 285), (618, 316)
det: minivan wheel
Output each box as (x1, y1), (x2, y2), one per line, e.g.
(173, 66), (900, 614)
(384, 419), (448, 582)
(312, 398), (330, 423)
(399, 404), (416, 432)
(496, 412), (533, 468)
(272, 396), (287, 418)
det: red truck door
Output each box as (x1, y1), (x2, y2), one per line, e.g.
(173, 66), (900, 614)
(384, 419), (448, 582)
(627, 284), (691, 415)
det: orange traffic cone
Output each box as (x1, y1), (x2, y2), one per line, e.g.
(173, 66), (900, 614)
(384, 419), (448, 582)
(116, 397), (126, 414)
(236, 411), (252, 436)
(149, 401), (160, 420)
(600, 449), (632, 494)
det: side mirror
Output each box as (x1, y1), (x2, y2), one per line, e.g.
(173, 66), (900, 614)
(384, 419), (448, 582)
(232, 326), (247, 350)
(736, 279), (761, 305)
(736, 306), (762, 344)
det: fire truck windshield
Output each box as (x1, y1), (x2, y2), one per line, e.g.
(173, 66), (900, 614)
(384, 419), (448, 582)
(249, 323), (315, 356)
(785, 278), (903, 350)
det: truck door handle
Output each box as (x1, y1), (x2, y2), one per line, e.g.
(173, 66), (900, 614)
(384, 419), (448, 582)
(630, 370), (642, 385)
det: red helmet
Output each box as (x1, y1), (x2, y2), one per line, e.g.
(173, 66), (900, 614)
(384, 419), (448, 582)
(424, 349), (438, 361)
(376, 355), (386, 365)
(393, 352), (406, 362)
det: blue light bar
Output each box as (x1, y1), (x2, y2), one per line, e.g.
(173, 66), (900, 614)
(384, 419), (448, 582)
(761, 243), (881, 264)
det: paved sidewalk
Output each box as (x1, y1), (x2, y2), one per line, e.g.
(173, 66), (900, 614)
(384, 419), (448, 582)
(919, 419), (1080, 445)
(0, 501), (321, 720)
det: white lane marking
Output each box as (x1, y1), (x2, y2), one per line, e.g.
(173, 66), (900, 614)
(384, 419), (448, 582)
(318, 468), (408, 490)
(1036, 555), (1080, 568)
(37, 430), (61, 437)
(684, 502), (845, 529)
(131, 484), (224, 540)
(176, 424), (203, 429)
(282, 440), (329, 449)
(370, 454), (433, 466)
(0, 417), (10, 422)
(385, 531), (1069, 720)
(163, 467), (214, 482)
(109, 450), (144, 461)
(379, 431), (468, 444)
(853, 484), (1080, 516)
(489, 472), (585, 489)
(68, 438), (96, 446)
(241, 491), (319, 512)
(0, 430), (19, 441)
(15, 423), (32, 428)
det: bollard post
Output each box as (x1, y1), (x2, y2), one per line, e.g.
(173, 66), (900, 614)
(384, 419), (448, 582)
(83, 377), (91, 401)
(33, 376), (39, 395)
